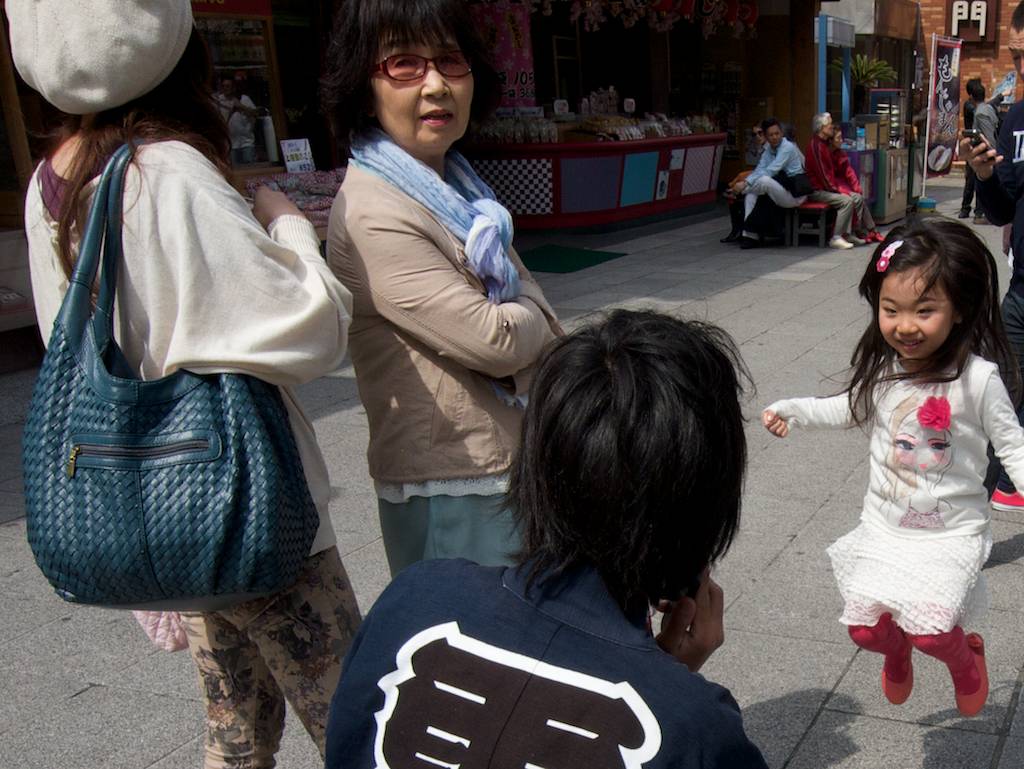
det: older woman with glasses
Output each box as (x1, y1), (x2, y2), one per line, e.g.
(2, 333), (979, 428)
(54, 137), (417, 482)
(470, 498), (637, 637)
(322, 0), (561, 577)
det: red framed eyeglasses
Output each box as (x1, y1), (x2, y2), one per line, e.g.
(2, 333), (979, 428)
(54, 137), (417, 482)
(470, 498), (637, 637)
(374, 51), (472, 82)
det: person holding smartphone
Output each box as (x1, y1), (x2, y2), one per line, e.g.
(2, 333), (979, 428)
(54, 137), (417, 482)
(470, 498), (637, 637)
(964, 0), (1024, 512)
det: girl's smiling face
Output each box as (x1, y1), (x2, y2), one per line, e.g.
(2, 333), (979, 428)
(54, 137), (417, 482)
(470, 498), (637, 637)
(878, 265), (960, 372)
(370, 40), (474, 175)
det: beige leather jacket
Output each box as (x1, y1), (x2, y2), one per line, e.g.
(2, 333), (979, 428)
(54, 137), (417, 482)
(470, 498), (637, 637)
(327, 166), (561, 483)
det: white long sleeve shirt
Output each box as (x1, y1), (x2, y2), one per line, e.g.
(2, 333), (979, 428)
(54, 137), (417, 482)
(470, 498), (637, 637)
(768, 356), (1024, 538)
(25, 141), (353, 553)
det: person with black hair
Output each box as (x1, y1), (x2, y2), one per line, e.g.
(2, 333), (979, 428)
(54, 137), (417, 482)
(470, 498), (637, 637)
(324, 310), (767, 769)
(730, 117), (810, 248)
(966, 0), (1024, 513)
(960, 78), (996, 222)
(764, 218), (1024, 718)
(322, 0), (560, 577)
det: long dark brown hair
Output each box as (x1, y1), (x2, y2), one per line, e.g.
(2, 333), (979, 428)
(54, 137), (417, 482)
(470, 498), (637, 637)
(53, 28), (230, 278)
(847, 217), (1020, 426)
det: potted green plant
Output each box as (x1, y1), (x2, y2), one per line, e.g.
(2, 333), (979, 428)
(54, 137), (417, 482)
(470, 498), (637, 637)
(829, 54), (898, 114)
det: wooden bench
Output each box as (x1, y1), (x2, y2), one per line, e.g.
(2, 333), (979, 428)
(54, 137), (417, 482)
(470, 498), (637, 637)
(786, 201), (832, 248)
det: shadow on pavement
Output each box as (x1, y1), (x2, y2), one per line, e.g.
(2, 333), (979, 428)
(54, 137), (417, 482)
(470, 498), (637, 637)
(742, 689), (859, 768)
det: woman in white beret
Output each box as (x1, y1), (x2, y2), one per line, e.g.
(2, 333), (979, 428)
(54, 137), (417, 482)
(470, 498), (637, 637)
(6, 1), (360, 766)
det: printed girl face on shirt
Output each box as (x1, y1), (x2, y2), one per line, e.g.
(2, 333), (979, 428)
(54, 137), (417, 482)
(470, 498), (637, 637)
(370, 40), (474, 175)
(893, 412), (953, 477)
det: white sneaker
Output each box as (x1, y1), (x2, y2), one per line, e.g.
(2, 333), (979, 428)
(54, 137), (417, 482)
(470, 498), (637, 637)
(829, 235), (854, 250)
(846, 233), (867, 246)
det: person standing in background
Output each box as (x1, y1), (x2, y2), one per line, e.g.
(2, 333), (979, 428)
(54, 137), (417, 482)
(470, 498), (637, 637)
(962, 79), (998, 224)
(214, 77), (259, 165)
(959, 81), (977, 220)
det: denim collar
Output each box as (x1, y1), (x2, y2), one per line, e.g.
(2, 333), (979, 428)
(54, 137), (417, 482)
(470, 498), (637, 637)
(501, 562), (657, 651)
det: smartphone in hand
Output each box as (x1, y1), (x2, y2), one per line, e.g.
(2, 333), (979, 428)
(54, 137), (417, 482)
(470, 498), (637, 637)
(962, 128), (984, 147)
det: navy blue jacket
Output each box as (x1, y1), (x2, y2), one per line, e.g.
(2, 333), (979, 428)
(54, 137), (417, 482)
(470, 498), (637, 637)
(325, 559), (767, 769)
(976, 101), (1024, 297)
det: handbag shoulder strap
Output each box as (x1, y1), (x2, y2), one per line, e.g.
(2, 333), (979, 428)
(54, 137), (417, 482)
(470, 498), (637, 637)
(56, 144), (132, 349)
(92, 144), (133, 355)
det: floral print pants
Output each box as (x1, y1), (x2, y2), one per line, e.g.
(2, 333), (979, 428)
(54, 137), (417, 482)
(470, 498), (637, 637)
(180, 547), (361, 769)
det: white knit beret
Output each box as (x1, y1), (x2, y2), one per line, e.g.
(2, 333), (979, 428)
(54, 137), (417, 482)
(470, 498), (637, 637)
(6, 0), (194, 114)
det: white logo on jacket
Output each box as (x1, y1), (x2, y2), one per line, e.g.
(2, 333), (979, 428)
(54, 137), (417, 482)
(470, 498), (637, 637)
(1014, 130), (1024, 162)
(373, 621), (662, 769)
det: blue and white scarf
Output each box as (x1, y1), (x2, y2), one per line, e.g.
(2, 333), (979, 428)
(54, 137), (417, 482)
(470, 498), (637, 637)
(349, 128), (520, 303)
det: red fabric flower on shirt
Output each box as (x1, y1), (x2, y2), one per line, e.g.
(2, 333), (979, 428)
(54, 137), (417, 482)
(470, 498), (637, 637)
(917, 396), (951, 431)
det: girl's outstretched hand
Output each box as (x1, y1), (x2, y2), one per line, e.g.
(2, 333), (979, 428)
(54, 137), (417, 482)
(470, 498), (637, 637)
(762, 408), (789, 438)
(655, 570), (724, 672)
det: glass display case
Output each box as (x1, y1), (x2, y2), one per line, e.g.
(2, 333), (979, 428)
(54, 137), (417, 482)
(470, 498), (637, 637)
(869, 88), (906, 148)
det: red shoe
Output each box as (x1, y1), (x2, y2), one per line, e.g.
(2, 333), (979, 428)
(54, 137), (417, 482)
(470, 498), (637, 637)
(954, 634), (988, 717)
(881, 624), (914, 705)
(991, 489), (1024, 512)
(881, 661), (914, 705)
(866, 230), (884, 243)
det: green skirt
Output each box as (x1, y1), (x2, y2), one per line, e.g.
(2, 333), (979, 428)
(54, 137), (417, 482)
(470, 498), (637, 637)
(376, 493), (520, 577)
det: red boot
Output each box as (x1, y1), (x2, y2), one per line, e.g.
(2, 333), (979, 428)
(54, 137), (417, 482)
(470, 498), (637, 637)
(958, 634), (988, 717)
(849, 613), (913, 704)
(908, 627), (988, 717)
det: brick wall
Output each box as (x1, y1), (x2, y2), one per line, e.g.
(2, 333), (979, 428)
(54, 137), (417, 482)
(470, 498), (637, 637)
(919, 0), (1020, 110)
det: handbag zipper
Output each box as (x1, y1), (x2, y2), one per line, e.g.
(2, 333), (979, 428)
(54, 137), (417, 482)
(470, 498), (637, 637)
(66, 440), (211, 478)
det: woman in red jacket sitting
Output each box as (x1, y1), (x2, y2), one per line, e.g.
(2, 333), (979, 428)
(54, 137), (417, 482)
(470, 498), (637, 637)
(832, 129), (883, 242)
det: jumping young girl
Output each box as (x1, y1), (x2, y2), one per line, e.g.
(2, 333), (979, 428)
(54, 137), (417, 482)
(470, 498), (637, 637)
(762, 217), (1024, 717)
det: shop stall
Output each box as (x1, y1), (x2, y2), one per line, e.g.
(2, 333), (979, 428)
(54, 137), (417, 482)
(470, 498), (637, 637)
(468, 132), (725, 229)
(464, 1), (749, 228)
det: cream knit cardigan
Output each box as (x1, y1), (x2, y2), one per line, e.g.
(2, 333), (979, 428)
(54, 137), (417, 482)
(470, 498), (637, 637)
(24, 140), (353, 555)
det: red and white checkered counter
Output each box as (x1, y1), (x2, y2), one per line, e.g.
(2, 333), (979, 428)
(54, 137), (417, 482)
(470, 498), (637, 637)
(465, 133), (726, 229)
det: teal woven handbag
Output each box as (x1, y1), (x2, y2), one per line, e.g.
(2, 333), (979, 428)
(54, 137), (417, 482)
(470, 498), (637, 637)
(22, 144), (319, 609)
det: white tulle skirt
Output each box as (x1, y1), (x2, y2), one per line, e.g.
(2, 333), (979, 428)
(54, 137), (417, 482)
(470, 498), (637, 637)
(826, 521), (992, 635)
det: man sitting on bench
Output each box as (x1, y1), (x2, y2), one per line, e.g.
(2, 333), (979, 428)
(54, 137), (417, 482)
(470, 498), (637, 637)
(733, 117), (812, 249)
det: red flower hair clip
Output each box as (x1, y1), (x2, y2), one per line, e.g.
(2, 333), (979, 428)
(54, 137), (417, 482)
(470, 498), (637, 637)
(876, 239), (903, 273)
(917, 396), (951, 431)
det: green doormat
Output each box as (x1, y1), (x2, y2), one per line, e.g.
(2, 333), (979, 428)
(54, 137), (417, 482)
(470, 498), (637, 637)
(519, 244), (627, 274)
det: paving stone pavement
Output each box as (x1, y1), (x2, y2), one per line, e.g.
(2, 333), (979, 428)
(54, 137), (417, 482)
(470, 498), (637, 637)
(2, 174), (1023, 768)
